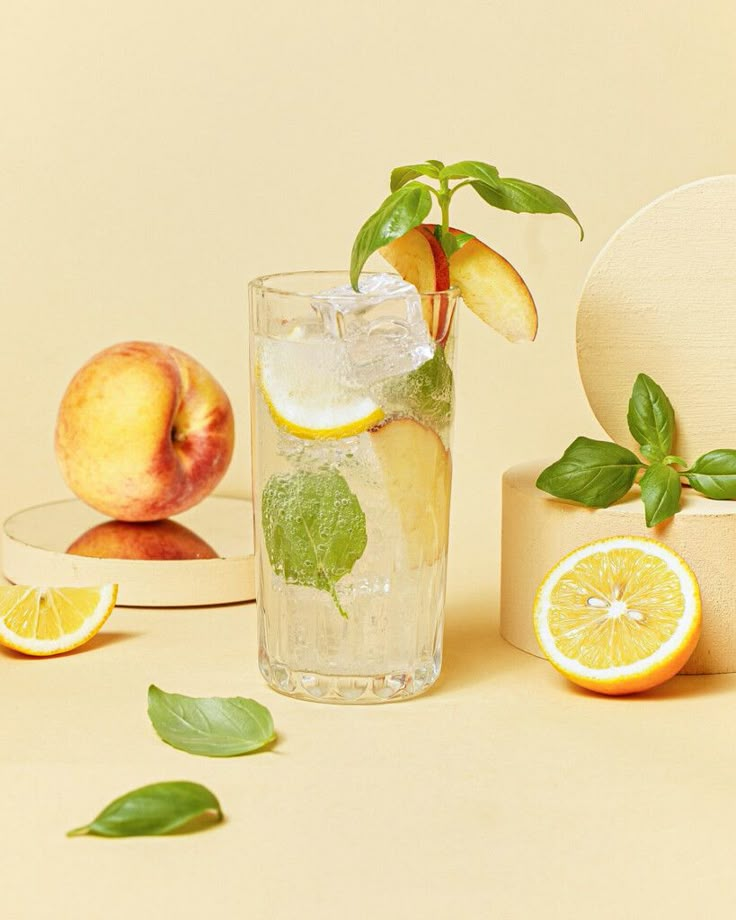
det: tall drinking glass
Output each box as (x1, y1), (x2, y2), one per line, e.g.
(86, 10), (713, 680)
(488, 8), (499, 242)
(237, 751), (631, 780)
(249, 272), (458, 703)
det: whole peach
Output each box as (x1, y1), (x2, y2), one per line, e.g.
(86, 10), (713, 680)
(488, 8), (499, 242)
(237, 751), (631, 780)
(55, 341), (234, 521)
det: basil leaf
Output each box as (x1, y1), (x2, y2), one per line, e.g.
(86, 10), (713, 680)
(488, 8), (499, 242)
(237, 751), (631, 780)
(385, 345), (453, 428)
(471, 176), (584, 240)
(350, 183), (432, 289)
(425, 159), (445, 171)
(627, 373), (675, 459)
(641, 444), (662, 462)
(433, 225), (474, 259)
(440, 159), (500, 184)
(147, 685), (275, 757)
(67, 781), (222, 838)
(262, 470), (367, 618)
(536, 437), (642, 507)
(639, 463), (682, 527)
(390, 162), (441, 192)
(686, 450), (736, 499)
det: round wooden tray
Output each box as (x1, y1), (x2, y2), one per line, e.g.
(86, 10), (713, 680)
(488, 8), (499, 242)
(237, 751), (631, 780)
(577, 175), (736, 461)
(2, 496), (255, 607)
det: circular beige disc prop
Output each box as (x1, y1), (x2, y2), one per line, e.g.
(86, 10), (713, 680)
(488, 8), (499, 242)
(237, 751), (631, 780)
(2, 496), (254, 607)
(577, 175), (736, 461)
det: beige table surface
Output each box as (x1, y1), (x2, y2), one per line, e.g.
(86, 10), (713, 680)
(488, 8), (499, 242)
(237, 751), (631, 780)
(4, 573), (736, 919)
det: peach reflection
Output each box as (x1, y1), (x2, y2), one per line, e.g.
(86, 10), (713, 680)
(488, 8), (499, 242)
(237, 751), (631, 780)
(67, 519), (218, 561)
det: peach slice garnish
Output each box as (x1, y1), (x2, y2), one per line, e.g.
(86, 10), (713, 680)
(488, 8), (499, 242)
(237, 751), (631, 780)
(381, 223), (538, 343)
(379, 225), (452, 340)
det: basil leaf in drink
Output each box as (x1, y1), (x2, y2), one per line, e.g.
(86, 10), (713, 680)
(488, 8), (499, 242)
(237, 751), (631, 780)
(627, 373), (675, 460)
(147, 685), (275, 757)
(440, 159), (500, 184)
(639, 463), (682, 527)
(350, 183), (432, 289)
(262, 470), (367, 618)
(386, 345), (453, 428)
(471, 176), (584, 240)
(686, 450), (736, 499)
(67, 781), (223, 838)
(390, 162), (441, 192)
(536, 437), (643, 507)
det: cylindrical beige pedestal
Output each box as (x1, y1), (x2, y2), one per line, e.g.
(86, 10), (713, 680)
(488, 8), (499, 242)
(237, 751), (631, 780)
(501, 461), (736, 675)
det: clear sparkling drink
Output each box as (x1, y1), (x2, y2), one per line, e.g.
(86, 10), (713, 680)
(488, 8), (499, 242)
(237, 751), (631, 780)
(249, 272), (457, 703)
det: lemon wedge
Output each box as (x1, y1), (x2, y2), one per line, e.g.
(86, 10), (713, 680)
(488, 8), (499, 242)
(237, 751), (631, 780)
(0, 584), (118, 656)
(534, 536), (701, 695)
(257, 337), (383, 440)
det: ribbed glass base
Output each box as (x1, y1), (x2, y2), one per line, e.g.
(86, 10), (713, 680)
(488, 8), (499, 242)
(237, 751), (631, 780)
(259, 647), (441, 704)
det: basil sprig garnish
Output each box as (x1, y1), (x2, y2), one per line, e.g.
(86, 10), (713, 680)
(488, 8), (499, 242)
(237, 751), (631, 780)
(350, 158), (582, 289)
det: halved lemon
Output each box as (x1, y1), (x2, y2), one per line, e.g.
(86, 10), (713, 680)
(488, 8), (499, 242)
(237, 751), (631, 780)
(257, 337), (383, 439)
(534, 537), (701, 695)
(0, 584), (118, 656)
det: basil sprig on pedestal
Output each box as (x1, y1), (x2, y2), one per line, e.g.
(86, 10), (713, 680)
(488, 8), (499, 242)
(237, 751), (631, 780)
(538, 373), (736, 526)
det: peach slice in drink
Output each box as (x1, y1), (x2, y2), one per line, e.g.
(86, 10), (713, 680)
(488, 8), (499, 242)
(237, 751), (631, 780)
(370, 417), (451, 567)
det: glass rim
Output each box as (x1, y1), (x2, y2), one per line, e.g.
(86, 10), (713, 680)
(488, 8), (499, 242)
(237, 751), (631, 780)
(249, 269), (460, 299)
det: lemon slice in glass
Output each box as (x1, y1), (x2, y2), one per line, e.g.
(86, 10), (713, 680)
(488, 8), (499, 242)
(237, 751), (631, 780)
(0, 584), (118, 656)
(257, 336), (383, 440)
(534, 536), (701, 695)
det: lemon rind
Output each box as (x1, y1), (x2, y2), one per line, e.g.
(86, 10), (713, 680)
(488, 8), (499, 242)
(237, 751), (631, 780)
(265, 397), (384, 440)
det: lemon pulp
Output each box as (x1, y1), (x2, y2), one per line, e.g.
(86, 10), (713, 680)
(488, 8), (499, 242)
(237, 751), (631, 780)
(547, 548), (686, 668)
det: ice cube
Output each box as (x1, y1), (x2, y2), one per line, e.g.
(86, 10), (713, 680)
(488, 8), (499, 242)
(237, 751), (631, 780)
(312, 273), (435, 387)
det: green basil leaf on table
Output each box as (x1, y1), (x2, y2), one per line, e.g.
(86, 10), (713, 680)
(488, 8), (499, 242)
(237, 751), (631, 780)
(686, 449), (736, 499)
(439, 159), (500, 184)
(627, 373), (675, 460)
(390, 161), (442, 192)
(147, 685), (275, 757)
(471, 176), (584, 239)
(67, 781), (223, 838)
(262, 469), (367, 618)
(639, 463), (682, 527)
(350, 183), (432, 289)
(536, 437), (643, 507)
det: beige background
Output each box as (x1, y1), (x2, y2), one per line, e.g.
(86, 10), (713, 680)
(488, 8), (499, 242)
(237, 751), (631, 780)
(2, 1), (736, 917)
